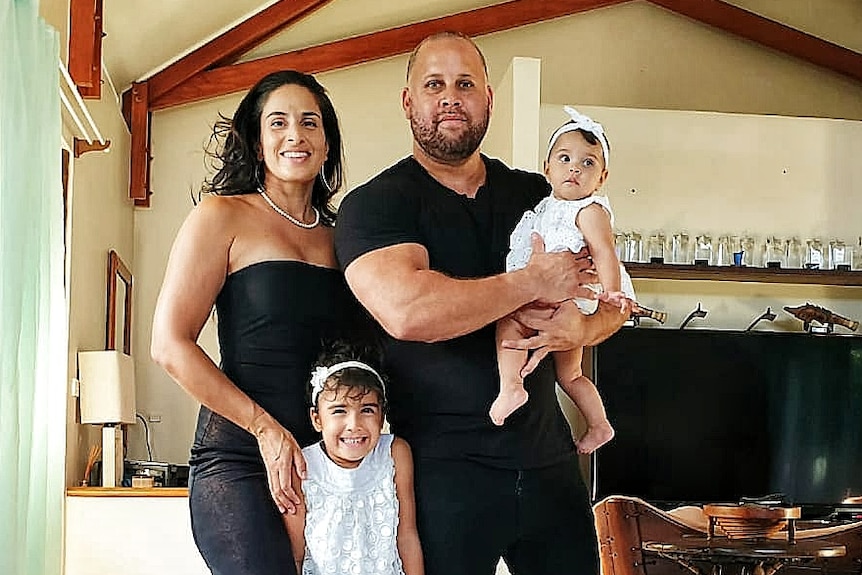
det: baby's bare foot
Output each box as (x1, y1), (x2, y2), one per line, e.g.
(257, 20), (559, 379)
(576, 422), (615, 454)
(489, 387), (529, 426)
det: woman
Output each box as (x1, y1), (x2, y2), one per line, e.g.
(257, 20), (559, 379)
(151, 70), (363, 575)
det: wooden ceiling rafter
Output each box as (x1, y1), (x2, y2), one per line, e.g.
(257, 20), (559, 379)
(150, 0), (628, 110)
(147, 0), (335, 102)
(125, 0), (862, 205)
(649, 0), (862, 83)
(125, 0), (627, 203)
(124, 0), (334, 204)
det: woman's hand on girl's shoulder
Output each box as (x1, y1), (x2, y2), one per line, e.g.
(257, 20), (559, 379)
(249, 410), (307, 515)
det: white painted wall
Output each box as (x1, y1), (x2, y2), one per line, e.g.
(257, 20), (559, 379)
(133, 3), (862, 466)
(537, 104), (862, 331)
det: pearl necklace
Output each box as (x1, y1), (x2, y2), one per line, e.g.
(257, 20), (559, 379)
(259, 188), (320, 229)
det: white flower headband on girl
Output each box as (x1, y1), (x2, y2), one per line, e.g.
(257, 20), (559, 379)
(309, 361), (386, 406)
(547, 106), (610, 169)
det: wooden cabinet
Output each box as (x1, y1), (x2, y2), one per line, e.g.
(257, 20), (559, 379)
(65, 488), (209, 575)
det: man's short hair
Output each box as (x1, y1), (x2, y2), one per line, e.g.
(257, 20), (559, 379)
(405, 31), (489, 82)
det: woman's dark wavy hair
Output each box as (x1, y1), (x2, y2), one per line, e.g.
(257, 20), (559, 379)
(201, 70), (343, 225)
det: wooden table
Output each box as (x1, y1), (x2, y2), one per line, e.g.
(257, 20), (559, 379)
(643, 536), (845, 575)
(704, 504), (801, 542)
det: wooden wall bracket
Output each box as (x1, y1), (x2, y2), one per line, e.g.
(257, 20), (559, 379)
(73, 138), (111, 158)
(127, 81), (151, 206)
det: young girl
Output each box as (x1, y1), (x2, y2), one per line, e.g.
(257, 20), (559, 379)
(283, 340), (424, 575)
(490, 107), (635, 455)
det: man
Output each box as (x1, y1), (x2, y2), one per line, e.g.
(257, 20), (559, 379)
(334, 32), (627, 575)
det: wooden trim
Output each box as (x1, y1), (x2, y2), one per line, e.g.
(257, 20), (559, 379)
(648, 0), (862, 83)
(68, 0), (103, 99)
(147, 0), (334, 101)
(62, 148), (70, 236)
(128, 81), (150, 202)
(66, 487), (188, 497)
(627, 262), (862, 286)
(106, 250), (133, 355)
(150, 0), (629, 110)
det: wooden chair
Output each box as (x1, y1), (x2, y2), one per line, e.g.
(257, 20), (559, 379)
(594, 496), (706, 575)
(593, 495), (862, 575)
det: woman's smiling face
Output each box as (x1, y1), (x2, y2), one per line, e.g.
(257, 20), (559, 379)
(259, 83), (328, 189)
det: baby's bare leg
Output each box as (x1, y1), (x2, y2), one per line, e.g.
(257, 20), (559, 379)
(554, 349), (615, 454)
(490, 316), (533, 425)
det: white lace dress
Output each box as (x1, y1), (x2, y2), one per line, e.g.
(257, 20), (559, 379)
(506, 194), (635, 312)
(301, 434), (405, 575)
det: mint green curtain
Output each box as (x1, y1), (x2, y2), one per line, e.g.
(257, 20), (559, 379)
(0, 0), (67, 574)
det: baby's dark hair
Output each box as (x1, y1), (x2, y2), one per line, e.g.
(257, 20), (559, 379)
(309, 339), (387, 412)
(547, 125), (612, 158)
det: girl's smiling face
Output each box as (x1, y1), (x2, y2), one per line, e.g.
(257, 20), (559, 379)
(311, 385), (384, 469)
(544, 130), (607, 201)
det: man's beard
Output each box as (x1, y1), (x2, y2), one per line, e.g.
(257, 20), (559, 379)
(410, 107), (490, 163)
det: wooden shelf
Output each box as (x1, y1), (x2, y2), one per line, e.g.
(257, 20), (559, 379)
(66, 486), (188, 497)
(626, 262), (862, 286)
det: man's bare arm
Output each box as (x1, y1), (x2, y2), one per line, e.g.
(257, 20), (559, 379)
(504, 299), (629, 376)
(344, 236), (594, 343)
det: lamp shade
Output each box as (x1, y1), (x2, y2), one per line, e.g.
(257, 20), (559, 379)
(78, 350), (136, 424)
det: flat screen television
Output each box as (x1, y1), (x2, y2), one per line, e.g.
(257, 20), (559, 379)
(591, 328), (862, 513)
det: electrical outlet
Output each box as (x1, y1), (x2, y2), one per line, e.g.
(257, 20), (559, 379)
(70, 377), (80, 397)
(148, 414), (162, 423)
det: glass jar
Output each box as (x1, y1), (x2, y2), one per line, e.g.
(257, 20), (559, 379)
(805, 238), (824, 269)
(647, 232), (666, 264)
(694, 234), (713, 265)
(623, 232), (643, 263)
(738, 235), (758, 267)
(715, 235), (734, 266)
(614, 232), (626, 262)
(669, 232), (691, 265)
(785, 237), (803, 268)
(764, 236), (786, 268)
(829, 239), (850, 270)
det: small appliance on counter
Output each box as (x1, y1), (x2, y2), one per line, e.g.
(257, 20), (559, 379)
(124, 460), (190, 487)
(87, 460), (190, 487)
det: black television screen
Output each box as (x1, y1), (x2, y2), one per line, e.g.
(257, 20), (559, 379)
(591, 328), (862, 509)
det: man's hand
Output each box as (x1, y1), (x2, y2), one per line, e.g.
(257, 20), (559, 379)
(502, 301), (588, 377)
(524, 235), (597, 304)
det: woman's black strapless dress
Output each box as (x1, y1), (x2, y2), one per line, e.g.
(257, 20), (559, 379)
(188, 261), (363, 575)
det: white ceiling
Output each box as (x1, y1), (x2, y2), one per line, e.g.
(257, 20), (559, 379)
(101, 0), (862, 95)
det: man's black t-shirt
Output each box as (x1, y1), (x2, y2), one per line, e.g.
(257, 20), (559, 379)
(335, 155), (576, 469)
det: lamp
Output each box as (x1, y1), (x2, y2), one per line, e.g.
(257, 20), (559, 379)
(78, 350), (136, 487)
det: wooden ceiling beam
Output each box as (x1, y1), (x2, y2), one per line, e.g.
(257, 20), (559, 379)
(147, 0), (334, 102)
(648, 0), (862, 83)
(149, 0), (629, 110)
(68, 0), (104, 99)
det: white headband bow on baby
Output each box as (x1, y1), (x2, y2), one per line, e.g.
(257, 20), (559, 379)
(309, 361), (386, 405)
(547, 106), (610, 169)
